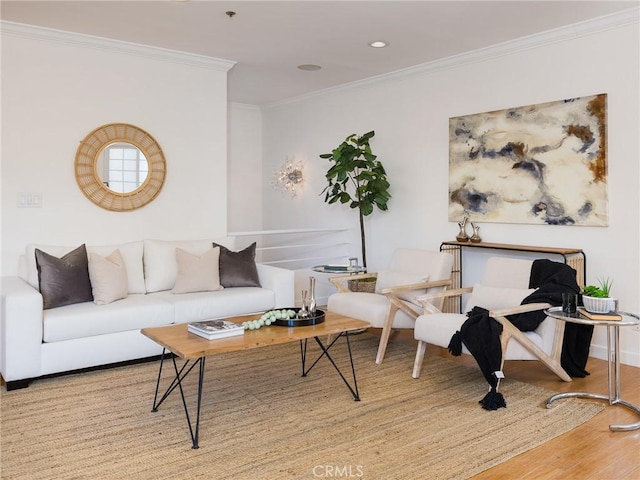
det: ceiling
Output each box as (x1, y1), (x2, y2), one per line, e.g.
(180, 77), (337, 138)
(1, 1), (637, 105)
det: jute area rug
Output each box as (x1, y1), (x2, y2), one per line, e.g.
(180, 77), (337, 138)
(1, 334), (603, 480)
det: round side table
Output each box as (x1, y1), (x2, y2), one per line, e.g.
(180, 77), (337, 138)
(312, 265), (371, 293)
(311, 265), (366, 274)
(544, 306), (640, 432)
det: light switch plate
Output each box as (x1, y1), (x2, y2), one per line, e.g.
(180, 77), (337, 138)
(18, 192), (42, 208)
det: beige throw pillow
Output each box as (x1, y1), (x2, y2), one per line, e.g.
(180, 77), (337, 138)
(88, 249), (128, 305)
(172, 247), (223, 294)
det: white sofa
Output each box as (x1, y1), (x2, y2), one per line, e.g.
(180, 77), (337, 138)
(1, 238), (295, 390)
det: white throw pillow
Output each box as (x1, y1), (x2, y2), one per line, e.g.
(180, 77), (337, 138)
(172, 247), (223, 294)
(464, 284), (535, 313)
(88, 249), (129, 305)
(375, 269), (430, 302)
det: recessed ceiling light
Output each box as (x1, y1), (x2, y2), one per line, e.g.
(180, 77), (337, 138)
(297, 64), (322, 71)
(369, 41), (388, 48)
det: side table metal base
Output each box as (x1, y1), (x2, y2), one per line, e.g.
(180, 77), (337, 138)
(546, 392), (640, 432)
(545, 321), (640, 432)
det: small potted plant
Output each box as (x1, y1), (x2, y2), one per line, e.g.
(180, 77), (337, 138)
(581, 278), (614, 313)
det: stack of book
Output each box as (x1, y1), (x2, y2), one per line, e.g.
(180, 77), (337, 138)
(578, 308), (622, 321)
(188, 319), (245, 340)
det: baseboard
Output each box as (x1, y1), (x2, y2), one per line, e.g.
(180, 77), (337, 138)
(589, 344), (639, 367)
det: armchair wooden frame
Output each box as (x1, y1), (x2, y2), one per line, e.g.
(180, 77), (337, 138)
(414, 288), (570, 381)
(330, 274), (452, 364)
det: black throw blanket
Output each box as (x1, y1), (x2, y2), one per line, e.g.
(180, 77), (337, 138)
(448, 259), (594, 410)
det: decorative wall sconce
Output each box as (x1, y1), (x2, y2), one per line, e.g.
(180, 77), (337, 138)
(272, 157), (304, 198)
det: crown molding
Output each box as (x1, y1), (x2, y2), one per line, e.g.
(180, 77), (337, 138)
(264, 7), (639, 110)
(229, 102), (261, 112)
(0, 21), (236, 72)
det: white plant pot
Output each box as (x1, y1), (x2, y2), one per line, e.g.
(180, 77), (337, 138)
(582, 295), (614, 314)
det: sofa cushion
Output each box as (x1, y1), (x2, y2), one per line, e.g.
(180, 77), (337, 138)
(154, 288), (274, 324)
(172, 247), (223, 294)
(213, 242), (261, 288)
(35, 244), (93, 309)
(464, 284), (535, 313)
(88, 249), (128, 305)
(26, 241), (145, 294)
(144, 238), (234, 293)
(43, 294), (174, 342)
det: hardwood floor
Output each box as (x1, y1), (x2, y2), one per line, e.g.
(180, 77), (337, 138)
(388, 330), (640, 480)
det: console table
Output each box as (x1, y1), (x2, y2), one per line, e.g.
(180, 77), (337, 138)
(440, 241), (586, 313)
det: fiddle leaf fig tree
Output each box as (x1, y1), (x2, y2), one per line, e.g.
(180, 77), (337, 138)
(320, 131), (391, 268)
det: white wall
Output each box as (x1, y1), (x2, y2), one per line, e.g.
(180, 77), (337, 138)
(257, 15), (640, 365)
(1, 24), (232, 275)
(227, 103), (263, 232)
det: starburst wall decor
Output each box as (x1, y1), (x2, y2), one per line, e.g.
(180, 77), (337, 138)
(272, 157), (304, 198)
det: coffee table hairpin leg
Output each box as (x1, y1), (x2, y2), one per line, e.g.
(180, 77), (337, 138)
(299, 332), (361, 401)
(151, 349), (206, 449)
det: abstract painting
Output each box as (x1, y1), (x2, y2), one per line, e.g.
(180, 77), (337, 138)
(449, 94), (608, 226)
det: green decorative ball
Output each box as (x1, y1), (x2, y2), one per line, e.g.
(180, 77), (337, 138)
(244, 309), (295, 330)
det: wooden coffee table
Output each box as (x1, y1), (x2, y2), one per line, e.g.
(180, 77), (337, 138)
(141, 311), (369, 449)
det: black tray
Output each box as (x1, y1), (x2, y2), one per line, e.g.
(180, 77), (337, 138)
(273, 308), (326, 327)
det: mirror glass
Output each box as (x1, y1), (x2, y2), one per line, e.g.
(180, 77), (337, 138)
(96, 142), (149, 193)
(75, 123), (166, 211)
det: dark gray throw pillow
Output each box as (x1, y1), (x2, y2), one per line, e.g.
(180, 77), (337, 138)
(212, 242), (261, 288)
(35, 244), (93, 309)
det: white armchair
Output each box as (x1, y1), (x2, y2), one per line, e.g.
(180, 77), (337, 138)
(412, 257), (572, 382)
(327, 249), (454, 364)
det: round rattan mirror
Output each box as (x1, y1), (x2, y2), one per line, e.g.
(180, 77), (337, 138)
(75, 123), (166, 211)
